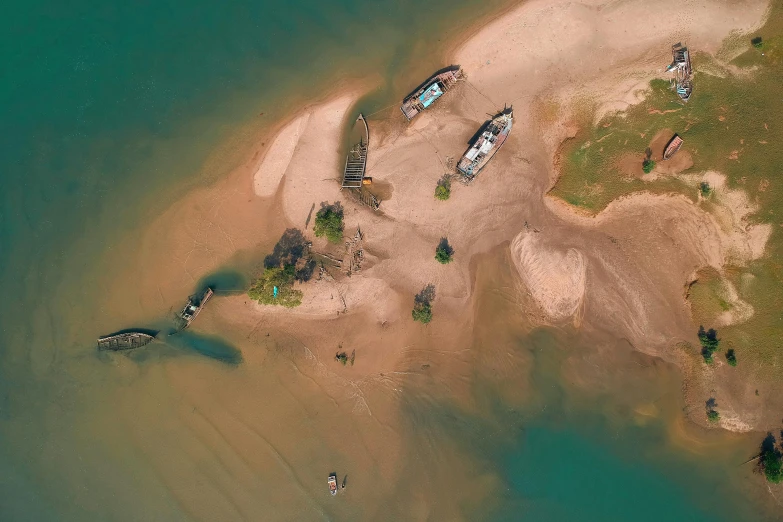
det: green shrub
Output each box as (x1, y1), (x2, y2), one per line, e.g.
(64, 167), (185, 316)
(698, 326), (720, 363)
(435, 238), (454, 264)
(314, 202), (344, 243)
(725, 348), (737, 366)
(412, 284), (436, 324)
(435, 176), (451, 201)
(248, 265), (302, 308)
(763, 450), (783, 483)
(707, 410), (720, 422)
(412, 301), (433, 323)
(751, 36), (763, 48)
(699, 182), (712, 197)
(642, 159), (656, 173)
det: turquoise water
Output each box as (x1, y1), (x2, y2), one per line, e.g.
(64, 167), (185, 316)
(0, 0), (777, 520)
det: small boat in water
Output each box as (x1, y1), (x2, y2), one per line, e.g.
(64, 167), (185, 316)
(663, 134), (683, 160)
(97, 331), (155, 351)
(177, 287), (214, 329)
(328, 473), (338, 496)
(457, 107), (513, 180)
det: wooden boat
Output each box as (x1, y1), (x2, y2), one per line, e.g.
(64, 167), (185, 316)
(457, 107), (513, 180)
(328, 473), (338, 496)
(97, 331), (155, 351)
(177, 287), (214, 329)
(663, 134), (683, 160)
(400, 66), (464, 121)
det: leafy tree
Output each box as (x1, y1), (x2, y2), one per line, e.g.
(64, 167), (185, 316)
(700, 182), (712, 197)
(435, 176), (451, 201)
(642, 159), (656, 174)
(435, 238), (454, 264)
(248, 265), (302, 308)
(412, 284), (436, 324)
(725, 348), (737, 366)
(707, 410), (720, 422)
(751, 36), (763, 48)
(314, 202), (344, 243)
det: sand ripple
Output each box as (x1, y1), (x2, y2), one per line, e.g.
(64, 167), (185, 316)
(510, 232), (586, 320)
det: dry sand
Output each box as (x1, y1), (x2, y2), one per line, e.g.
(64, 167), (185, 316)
(93, 0), (779, 518)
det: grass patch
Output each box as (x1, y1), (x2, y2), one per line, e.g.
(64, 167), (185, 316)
(550, 4), (783, 375)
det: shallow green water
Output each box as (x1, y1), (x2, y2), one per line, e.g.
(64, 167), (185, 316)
(0, 0), (777, 520)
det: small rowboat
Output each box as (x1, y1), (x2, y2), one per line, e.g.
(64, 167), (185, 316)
(663, 134), (683, 160)
(328, 473), (338, 496)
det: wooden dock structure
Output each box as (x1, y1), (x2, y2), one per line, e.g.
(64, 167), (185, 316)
(341, 114), (369, 189)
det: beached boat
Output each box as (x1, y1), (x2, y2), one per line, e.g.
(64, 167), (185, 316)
(457, 107), (513, 180)
(177, 287), (214, 329)
(400, 66), (464, 121)
(663, 134), (683, 160)
(328, 473), (338, 496)
(97, 331), (155, 351)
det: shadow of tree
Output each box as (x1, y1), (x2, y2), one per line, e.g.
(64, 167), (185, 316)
(416, 283), (436, 305)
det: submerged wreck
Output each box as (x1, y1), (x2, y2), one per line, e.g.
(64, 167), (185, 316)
(97, 331), (156, 351)
(457, 107), (513, 181)
(666, 44), (692, 101)
(177, 287), (214, 329)
(400, 66), (464, 121)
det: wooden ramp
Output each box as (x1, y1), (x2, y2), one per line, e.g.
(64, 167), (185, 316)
(341, 114), (369, 188)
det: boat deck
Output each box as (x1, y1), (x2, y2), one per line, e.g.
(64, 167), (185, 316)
(342, 114), (369, 189)
(97, 332), (155, 351)
(400, 68), (464, 121)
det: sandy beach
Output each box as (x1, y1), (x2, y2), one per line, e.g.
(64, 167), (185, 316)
(84, 0), (783, 518)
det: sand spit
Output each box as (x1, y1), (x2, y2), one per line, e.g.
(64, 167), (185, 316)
(253, 112), (311, 197)
(510, 232), (586, 320)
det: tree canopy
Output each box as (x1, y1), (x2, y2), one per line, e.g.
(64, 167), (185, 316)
(314, 202), (344, 243)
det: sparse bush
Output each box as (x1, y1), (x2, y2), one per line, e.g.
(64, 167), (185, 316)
(642, 159), (656, 174)
(435, 238), (454, 264)
(707, 410), (720, 422)
(751, 36), (764, 48)
(314, 202), (344, 243)
(700, 182), (712, 198)
(726, 348), (737, 366)
(435, 176), (451, 201)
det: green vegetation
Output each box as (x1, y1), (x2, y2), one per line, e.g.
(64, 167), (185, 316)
(249, 228), (314, 308)
(759, 434), (783, 483)
(248, 265), (303, 308)
(549, 4), (783, 376)
(412, 284), (435, 324)
(435, 238), (454, 264)
(335, 349), (356, 366)
(751, 36), (763, 48)
(314, 202), (344, 243)
(698, 326), (720, 363)
(642, 158), (656, 173)
(726, 348), (737, 366)
(435, 175), (451, 200)
(705, 398), (720, 423)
